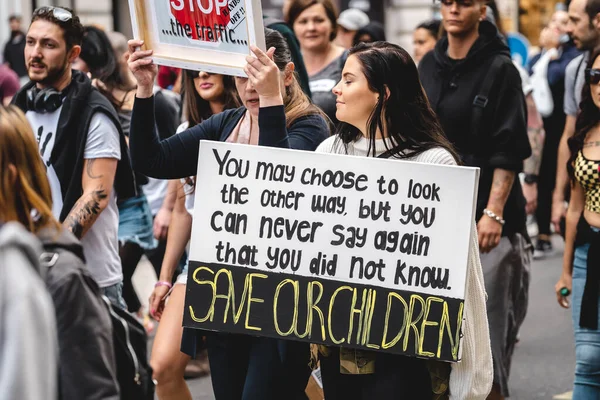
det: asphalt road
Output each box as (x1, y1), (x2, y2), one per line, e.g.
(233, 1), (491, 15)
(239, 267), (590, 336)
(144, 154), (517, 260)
(139, 234), (576, 399)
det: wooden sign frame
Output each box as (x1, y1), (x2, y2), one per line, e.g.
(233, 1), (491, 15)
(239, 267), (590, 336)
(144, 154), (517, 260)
(128, 0), (266, 76)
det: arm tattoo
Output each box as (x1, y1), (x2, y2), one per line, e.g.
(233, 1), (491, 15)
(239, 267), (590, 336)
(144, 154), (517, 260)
(523, 126), (544, 175)
(86, 159), (104, 179)
(63, 187), (108, 239)
(488, 169), (515, 211)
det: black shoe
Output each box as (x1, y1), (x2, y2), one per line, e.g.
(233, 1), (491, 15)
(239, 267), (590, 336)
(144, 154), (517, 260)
(533, 239), (553, 259)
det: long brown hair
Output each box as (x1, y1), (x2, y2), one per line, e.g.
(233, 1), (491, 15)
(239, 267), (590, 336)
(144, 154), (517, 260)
(181, 70), (240, 128)
(266, 28), (328, 127)
(0, 106), (60, 233)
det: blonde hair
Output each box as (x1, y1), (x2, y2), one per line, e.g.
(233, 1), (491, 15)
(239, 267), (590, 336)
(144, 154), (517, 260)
(0, 106), (60, 233)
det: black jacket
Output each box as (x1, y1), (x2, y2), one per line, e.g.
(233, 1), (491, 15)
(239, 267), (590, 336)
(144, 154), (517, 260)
(38, 227), (119, 400)
(13, 71), (137, 221)
(130, 99), (329, 179)
(419, 21), (531, 236)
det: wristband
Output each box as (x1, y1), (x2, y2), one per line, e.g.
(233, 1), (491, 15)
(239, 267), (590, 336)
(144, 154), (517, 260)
(483, 208), (505, 226)
(155, 281), (173, 290)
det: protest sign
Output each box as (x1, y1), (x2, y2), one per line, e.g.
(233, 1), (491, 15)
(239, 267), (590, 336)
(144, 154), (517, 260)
(183, 142), (479, 362)
(128, 0), (266, 76)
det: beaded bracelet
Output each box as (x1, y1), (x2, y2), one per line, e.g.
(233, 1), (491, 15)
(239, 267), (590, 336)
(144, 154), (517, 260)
(155, 281), (173, 290)
(483, 208), (505, 226)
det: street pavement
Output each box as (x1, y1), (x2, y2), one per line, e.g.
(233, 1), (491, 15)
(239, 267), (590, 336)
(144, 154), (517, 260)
(133, 234), (576, 400)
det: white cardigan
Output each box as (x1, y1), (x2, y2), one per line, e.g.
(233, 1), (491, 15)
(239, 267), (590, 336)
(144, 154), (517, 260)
(316, 136), (493, 400)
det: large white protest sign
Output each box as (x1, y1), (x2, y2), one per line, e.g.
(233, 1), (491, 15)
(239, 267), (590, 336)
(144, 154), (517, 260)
(183, 141), (479, 362)
(129, 0), (265, 76)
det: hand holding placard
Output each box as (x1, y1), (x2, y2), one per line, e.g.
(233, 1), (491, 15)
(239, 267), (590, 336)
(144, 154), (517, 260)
(245, 46), (283, 107)
(183, 142), (480, 362)
(127, 39), (157, 98)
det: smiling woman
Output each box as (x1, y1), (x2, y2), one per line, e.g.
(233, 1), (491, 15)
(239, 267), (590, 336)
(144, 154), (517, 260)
(288, 0), (346, 126)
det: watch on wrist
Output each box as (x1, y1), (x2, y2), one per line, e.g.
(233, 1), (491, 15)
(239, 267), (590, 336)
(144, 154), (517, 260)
(524, 174), (538, 184)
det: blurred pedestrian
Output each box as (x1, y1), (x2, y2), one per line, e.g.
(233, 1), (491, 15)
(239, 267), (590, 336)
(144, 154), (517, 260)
(147, 68), (239, 398)
(289, 0), (346, 125)
(335, 8), (370, 49)
(0, 221), (57, 400)
(0, 104), (119, 400)
(315, 41), (493, 399)
(107, 30), (186, 299)
(128, 29), (329, 399)
(552, 0), (600, 234)
(529, 11), (580, 258)
(352, 21), (386, 46)
(12, 6), (136, 308)
(419, 1), (532, 398)
(556, 47), (600, 399)
(412, 19), (440, 63)
(3, 15), (28, 83)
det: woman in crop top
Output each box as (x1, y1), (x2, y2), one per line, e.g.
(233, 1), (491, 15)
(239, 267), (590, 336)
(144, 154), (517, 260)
(556, 48), (600, 398)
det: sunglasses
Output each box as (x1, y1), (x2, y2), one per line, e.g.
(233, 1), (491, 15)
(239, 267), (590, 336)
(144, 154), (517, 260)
(439, 0), (475, 7)
(586, 68), (600, 85)
(33, 6), (73, 22)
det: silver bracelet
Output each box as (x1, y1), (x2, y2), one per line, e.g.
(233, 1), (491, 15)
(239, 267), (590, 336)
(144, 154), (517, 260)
(483, 208), (505, 226)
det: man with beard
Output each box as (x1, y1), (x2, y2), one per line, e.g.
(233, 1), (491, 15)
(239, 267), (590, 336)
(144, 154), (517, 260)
(418, 1), (531, 398)
(551, 0), (600, 234)
(12, 6), (135, 308)
(3, 15), (27, 83)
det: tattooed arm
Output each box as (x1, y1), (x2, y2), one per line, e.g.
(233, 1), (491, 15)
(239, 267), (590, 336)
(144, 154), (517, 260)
(63, 158), (118, 239)
(523, 93), (545, 176)
(522, 93), (545, 215)
(477, 168), (515, 253)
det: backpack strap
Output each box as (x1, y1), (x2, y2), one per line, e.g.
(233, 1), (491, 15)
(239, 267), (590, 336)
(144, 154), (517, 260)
(39, 252), (59, 269)
(469, 56), (507, 150)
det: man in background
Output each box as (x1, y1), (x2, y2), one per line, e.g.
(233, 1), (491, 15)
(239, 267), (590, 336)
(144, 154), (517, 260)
(335, 8), (370, 49)
(3, 15), (28, 84)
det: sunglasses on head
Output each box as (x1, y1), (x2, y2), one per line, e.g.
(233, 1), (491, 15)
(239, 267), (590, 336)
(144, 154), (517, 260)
(439, 0), (475, 7)
(586, 68), (600, 85)
(33, 6), (73, 22)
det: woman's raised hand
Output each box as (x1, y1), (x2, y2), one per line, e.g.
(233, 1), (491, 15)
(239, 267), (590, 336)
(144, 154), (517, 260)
(245, 45), (283, 107)
(127, 39), (157, 98)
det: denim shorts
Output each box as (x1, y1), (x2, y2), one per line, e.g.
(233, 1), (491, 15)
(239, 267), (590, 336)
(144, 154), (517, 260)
(118, 194), (157, 250)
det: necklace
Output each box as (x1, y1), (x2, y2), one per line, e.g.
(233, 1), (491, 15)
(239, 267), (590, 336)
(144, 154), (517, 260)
(583, 141), (600, 148)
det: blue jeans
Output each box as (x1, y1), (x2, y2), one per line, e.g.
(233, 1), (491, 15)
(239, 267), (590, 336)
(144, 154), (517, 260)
(572, 242), (600, 399)
(101, 281), (127, 310)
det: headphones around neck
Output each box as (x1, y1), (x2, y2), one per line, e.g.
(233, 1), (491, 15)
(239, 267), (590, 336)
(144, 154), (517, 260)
(26, 86), (64, 113)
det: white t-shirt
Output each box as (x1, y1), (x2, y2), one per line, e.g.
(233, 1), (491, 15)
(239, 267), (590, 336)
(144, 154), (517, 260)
(27, 108), (123, 288)
(143, 178), (169, 216)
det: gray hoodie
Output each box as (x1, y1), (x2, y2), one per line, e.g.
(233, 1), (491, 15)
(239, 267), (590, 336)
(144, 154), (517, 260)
(0, 222), (58, 400)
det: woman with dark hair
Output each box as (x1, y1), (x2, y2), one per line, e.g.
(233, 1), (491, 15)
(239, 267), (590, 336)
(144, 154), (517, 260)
(128, 28), (329, 399)
(556, 47), (600, 398)
(304, 42), (492, 399)
(147, 69), (239, 398)
(288, 0), (345, 125)
(412, 19), (440, 63)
